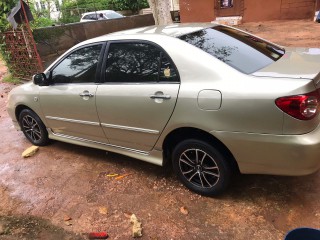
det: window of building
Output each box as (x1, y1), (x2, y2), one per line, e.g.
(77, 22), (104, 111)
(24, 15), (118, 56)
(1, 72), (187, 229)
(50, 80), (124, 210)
(220, 0), (233, 8)
(40, 1), (46, 10)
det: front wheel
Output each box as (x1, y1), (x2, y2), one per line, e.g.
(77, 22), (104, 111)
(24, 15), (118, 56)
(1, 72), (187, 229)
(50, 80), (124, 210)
(19, 109), (49, 146)
(172, 139), (231, 196)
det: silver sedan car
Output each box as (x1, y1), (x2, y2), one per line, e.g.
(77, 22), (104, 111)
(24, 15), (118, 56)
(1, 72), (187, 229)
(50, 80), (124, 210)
(7, 23), (320, 196)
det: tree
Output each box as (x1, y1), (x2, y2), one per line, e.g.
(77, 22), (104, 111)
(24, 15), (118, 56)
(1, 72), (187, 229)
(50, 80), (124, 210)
(109, 0), (149, 15)
(29, 2), (55, 28)
(147, 0), (172, 25)
(0, 0), (17, 32)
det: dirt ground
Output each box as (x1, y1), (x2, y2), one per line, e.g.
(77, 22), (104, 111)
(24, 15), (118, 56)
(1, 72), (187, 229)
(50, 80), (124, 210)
(0, 19), (320, 240)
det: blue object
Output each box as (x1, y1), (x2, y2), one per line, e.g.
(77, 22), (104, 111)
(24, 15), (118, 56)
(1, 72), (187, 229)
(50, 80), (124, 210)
(285, 228), (320, 240)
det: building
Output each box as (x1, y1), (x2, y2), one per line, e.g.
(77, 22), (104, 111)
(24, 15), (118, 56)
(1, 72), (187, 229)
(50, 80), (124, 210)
(180, 0), (317, 23)
(32, 0), (62, 20)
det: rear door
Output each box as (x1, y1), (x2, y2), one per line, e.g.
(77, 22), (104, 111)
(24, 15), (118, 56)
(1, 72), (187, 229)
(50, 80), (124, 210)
(96, 41), (180, 151)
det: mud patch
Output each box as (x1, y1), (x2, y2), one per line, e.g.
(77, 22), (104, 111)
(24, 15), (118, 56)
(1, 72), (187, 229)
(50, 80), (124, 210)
(0, 215), (85, 240)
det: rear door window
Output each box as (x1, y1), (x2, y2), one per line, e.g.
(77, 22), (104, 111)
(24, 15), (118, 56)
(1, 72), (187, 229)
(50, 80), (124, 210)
(179, 25), (285, 74)
(104, 42), (179, 83)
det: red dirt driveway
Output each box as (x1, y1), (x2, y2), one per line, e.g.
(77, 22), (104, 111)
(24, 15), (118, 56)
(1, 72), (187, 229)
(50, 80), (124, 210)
(0, 19), (319, 240)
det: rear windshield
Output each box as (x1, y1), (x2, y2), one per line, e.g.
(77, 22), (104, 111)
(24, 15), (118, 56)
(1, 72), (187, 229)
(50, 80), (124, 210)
(179, 26), (285, 74)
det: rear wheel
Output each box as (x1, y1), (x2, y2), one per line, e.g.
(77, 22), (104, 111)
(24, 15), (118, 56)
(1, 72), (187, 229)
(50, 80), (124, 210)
(19, 109), (49, 146)
(172, 139), (231, 196)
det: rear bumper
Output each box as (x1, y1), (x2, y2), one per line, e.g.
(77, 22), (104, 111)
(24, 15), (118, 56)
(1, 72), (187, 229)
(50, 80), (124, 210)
(212, 126), (320, 176)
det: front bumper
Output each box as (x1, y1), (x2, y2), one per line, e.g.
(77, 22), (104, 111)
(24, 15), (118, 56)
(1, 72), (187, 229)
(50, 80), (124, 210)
(6, 96), (21, 131)
(212, 125), (320, 176)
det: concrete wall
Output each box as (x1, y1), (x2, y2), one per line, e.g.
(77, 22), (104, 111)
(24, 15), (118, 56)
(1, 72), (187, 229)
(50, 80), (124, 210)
(34, 14), (155, 66)
(180, 0), (316, 23)
(280, 0), (315, 20)
(242, 0), (282, 22)
(243, 0), (315, 22)
(180, 0), (215, 22)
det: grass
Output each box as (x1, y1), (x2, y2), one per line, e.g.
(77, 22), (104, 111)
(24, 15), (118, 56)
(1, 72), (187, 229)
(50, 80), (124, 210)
(2, 73), (21, 84)
(0, 54), (21, 84)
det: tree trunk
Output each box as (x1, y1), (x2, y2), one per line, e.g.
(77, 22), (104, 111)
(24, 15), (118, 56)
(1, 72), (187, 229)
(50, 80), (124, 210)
(147, 0), (172, 25)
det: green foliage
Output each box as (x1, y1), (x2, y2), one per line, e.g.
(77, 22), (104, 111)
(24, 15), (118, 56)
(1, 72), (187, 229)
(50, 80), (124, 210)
(0, 1), (54, 78)
(2, 72), (21, 84)
(0, 0), (16, 32)
(29, 3), (55, 29)
(0, 1), (56, 30)
(109, 0), (149, 13)
(30, 16), (55, 28)
(32, 26), (64, 43)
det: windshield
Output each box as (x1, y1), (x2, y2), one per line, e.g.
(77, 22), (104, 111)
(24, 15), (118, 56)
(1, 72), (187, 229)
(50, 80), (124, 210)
(179, 26), (285, 74)
(105, 12), (123, 19)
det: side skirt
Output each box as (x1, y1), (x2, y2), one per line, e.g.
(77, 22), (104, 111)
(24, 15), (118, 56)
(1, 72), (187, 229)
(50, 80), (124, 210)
(47, 129), (164, 166)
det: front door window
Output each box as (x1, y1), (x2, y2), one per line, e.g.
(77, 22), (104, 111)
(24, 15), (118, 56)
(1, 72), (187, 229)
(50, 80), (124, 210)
(52, 44), (102, 84)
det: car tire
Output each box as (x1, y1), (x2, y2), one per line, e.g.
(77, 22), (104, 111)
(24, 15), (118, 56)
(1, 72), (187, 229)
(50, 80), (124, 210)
(172, 139), (231, 196)
(19, 109), (49, 146)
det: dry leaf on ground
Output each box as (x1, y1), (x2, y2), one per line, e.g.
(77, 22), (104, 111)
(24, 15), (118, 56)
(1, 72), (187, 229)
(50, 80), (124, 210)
(180, 206), (189, 215)
(99, 207), (108, 215)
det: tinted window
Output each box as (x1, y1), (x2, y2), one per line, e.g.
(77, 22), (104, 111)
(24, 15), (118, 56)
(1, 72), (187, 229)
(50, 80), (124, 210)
(179, 26), (285, 74)
(105, 42), (178, 83)
(83, 14), (97, 20)
(160, 54), (178, 82)
(90, 14), (98, 20)
(52, 44), (102, 84)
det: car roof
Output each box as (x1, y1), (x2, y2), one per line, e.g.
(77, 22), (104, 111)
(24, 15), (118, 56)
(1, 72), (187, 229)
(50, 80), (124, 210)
(82, 10), (117, 16)
(66, 23), (221, 55)
(82, 23), (218, 44)
(107, 23), (217, 37)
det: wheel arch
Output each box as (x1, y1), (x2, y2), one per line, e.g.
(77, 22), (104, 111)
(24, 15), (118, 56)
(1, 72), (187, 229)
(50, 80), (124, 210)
(162, 127), (240, 173)
(15, 105), (35, 122)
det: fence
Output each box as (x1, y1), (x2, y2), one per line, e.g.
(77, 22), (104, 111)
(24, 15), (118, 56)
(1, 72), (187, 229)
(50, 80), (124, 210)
(1, 0), (43, 80)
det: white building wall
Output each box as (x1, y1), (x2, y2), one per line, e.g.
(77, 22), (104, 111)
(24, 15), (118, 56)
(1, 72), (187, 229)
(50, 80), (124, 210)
(32, 0), (62, 20)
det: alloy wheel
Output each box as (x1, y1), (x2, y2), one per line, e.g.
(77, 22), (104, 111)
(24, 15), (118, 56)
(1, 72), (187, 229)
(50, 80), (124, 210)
(22, 115), (42, 142)
(178, 148), (220, 188)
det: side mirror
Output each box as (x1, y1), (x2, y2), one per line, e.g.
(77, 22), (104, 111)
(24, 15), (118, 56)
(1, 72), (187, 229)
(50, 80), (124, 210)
(32, 73), (49, 86)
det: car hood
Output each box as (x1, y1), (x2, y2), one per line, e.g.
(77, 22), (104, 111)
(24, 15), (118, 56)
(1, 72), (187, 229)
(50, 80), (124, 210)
(252, 47), (320, 80)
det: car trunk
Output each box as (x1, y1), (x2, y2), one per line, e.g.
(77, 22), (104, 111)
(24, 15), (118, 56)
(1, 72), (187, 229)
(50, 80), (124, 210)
(252, 47), (320, 82)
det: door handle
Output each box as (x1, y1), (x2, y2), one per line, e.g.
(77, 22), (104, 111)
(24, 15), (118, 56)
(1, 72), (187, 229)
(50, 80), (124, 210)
(79, 91), (94, 97)
(149, 94), (171, 100)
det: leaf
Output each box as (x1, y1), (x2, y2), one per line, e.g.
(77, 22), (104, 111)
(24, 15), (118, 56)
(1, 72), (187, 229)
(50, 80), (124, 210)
(64, 220), (72, 226)
(99, 207), (108, 215)
(64, 215), (72, 226)
(115, 173), (131, 180)
(124, 211), (133, 218)
(64, 215), (72, 221)
(106, 174), (119, 177)
(180, 206), (189, 215)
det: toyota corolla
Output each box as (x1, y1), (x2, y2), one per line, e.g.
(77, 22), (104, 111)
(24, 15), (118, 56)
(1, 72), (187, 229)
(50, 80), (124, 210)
(7, 23), (320, 196)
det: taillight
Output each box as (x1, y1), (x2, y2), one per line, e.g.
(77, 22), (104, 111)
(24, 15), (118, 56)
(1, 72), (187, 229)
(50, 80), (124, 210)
(275, 90), (320, 120)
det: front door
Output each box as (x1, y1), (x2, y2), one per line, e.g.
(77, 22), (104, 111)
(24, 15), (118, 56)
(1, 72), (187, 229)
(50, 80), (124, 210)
(40, 43), (108, 143)
(216, 0), (242, 17)
(96, 41), (180, 152)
